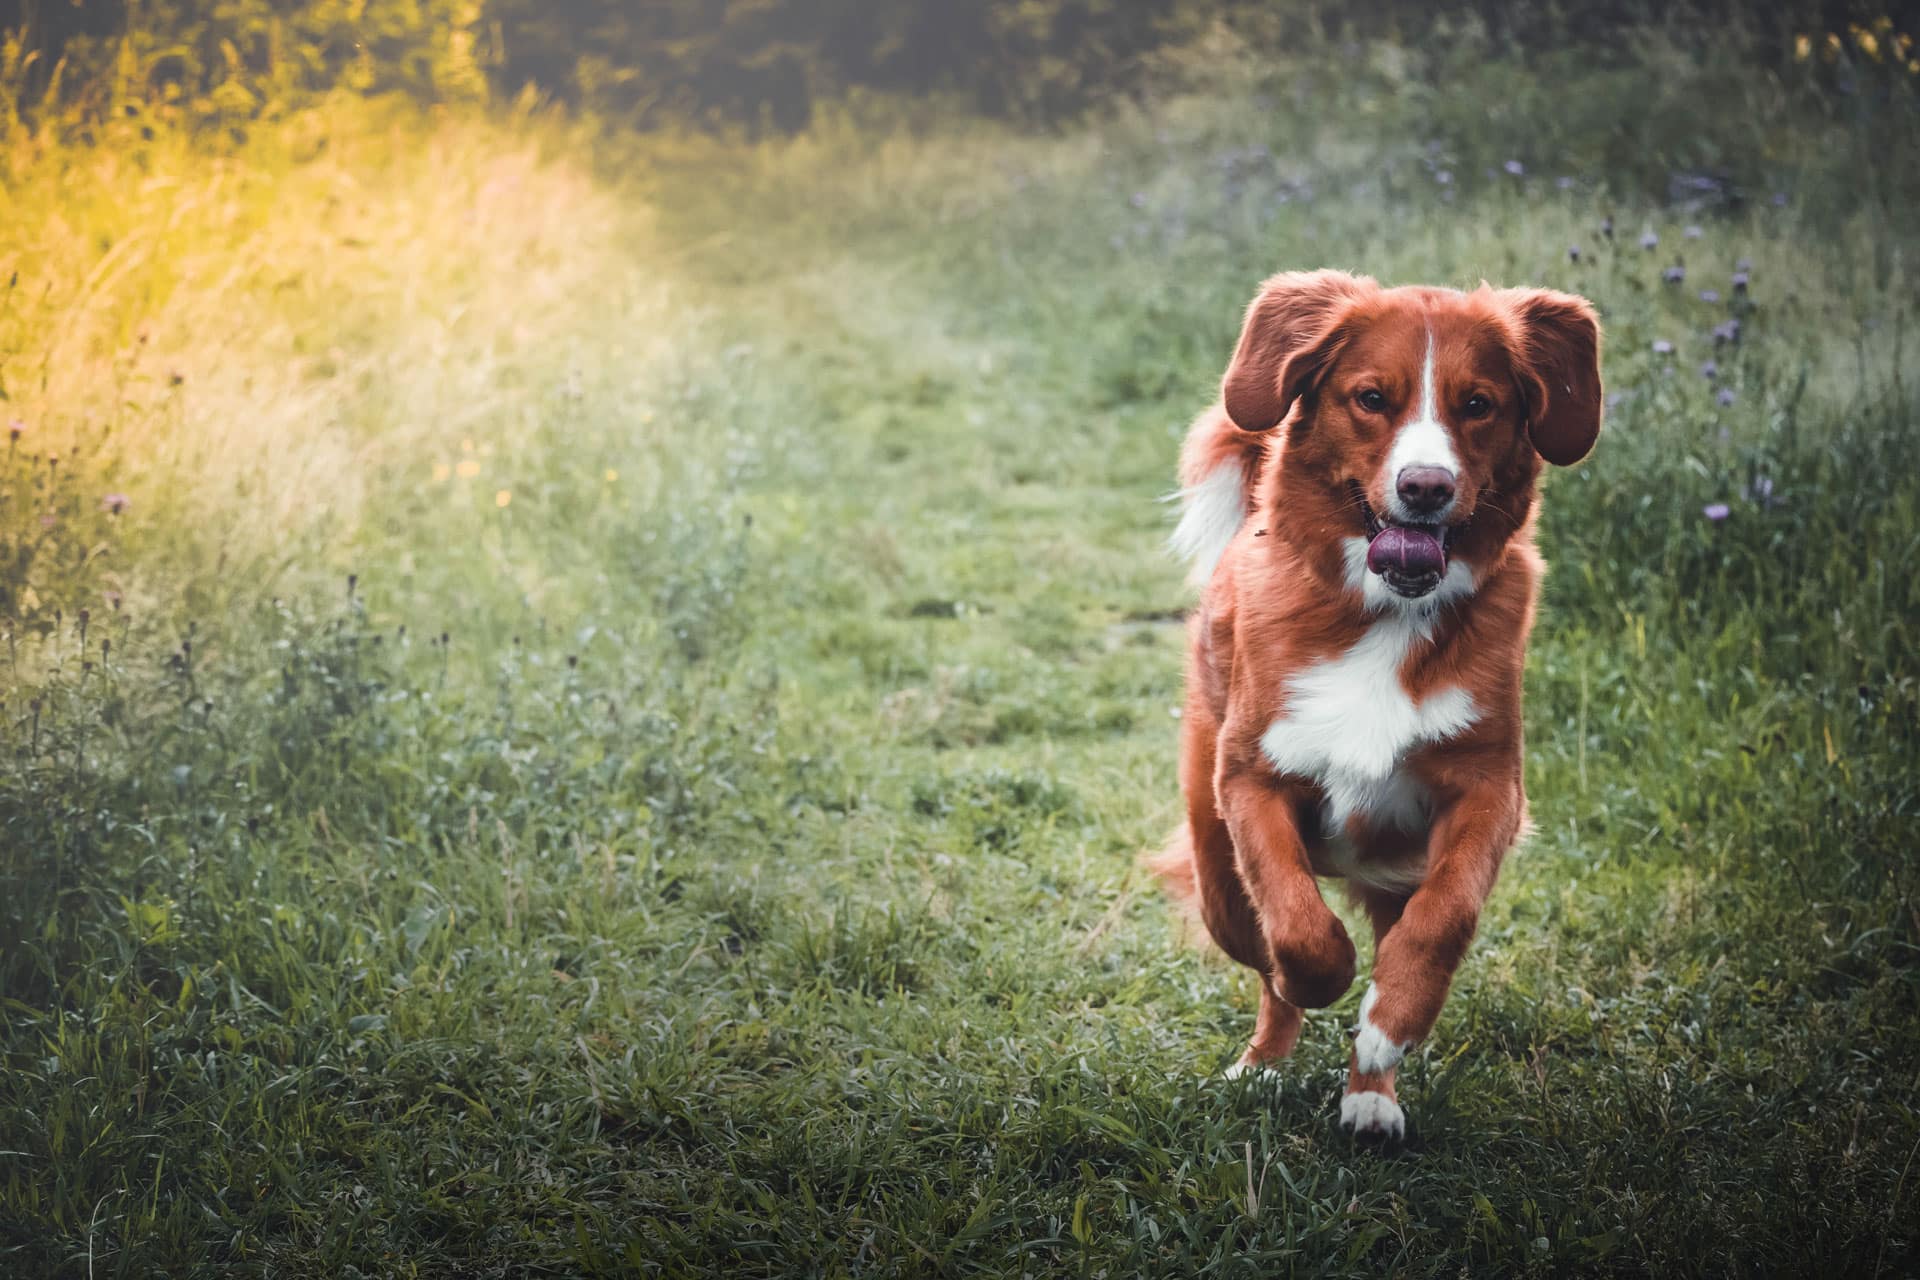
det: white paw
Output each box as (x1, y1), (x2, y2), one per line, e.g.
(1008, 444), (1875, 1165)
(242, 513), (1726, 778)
(1353, 984), (1413, 1074)
(1223, 1059), (1283, 1084)
(1340, 1089), (1406, 1140)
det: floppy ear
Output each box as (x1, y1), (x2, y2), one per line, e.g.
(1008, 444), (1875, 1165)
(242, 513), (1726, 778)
(1221, 269), (1378, 432)
(1503, 288), (1603, 466)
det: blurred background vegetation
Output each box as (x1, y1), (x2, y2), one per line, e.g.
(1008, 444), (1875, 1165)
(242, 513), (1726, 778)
(0, 1), (1898, 128)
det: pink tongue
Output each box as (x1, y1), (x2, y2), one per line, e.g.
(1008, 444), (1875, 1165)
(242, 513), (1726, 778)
(1367, 525), (1446, 578)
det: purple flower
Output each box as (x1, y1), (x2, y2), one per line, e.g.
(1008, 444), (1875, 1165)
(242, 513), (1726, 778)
(1717, 387), (1737, 406)
(1699, 360), (1719, 379)
(1699, 288), (1721, 303)
(1731, 271), (1750, 293)
(1652, 338), (1675, 355)
(1771, 191), (1788, 207)
(1556, 176), (1574, 190)
(1712, 319), (1743, 345)
(101, 493), (131, 515)
(1703, 502), (1730, 522)
(1503, 159), (1526, 176)
(1748, 476), (1776, 505)
(1568, 244), (1581, 262)
(6, 418), (22, 442)
(1601, 216), (1615, 239)
(1435, 169), (1453, 185)
(1684, 225), (1704, 239)
(1662, 264), (1686, 284)
(1640, 231), (1659, 250)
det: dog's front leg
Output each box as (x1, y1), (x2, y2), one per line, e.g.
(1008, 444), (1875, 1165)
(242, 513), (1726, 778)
(1352, 780), (1523, 1078)
(1216, 770), (1356, 1009)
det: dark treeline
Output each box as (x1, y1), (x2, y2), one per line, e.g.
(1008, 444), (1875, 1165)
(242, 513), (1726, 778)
(0, 0), (1885, 129)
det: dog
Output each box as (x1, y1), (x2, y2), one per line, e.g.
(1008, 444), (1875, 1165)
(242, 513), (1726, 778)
(1149, 269), (1602, 1139)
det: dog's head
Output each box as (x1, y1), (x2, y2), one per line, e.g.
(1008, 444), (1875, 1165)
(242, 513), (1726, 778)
(1222, 269), (1602, 600)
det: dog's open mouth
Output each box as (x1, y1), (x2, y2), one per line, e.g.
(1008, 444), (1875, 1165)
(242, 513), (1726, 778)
(1351, 482), (1456, 599)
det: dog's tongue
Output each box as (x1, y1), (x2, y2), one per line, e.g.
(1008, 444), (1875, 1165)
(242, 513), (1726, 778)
(1367, 525), (1446, 578)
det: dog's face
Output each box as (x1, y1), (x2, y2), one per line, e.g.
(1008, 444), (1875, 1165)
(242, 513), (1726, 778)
(1222, 271), (1602, 599)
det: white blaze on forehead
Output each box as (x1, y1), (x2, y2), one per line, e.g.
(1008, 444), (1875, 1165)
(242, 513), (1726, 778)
(1383, 330), (1461, 519)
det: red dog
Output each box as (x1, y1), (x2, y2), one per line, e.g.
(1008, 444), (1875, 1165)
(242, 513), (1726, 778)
(1150, 269), (1602, 1139)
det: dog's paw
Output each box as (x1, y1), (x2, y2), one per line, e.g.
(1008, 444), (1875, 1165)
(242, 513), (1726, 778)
(1223, 1057), (1284, 1084)
(1339, 1089), (1406, 1141)
(1353, 984), (1414, 1074)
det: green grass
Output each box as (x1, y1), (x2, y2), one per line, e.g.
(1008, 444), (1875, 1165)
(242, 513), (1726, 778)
(4, 27), (1920, 1278)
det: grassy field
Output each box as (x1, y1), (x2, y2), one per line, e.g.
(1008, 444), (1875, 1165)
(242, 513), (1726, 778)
(3, 26), (1919, 1278)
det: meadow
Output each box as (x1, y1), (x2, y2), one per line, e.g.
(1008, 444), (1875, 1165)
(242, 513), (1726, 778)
(2, 20), (1919, 1278)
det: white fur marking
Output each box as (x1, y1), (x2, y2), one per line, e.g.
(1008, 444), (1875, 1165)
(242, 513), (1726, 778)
(1353, 983), (1414, 1074)
(1169, 461), (1246, 586)
(1340, 1089), (1406, 1139)
(1384, 331), (1461, 524)
(1259, 611), (1479, 865)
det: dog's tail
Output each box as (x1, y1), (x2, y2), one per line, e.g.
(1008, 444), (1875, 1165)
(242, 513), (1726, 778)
(1143, 823), (1204, 936)
(1168, 404), (1267, 587)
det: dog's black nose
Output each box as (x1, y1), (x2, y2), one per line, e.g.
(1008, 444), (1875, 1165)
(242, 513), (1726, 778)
(1396, 466), (1456, 515)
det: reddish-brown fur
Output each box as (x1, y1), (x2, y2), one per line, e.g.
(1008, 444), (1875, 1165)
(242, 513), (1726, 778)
(1152, 269), (1603, 1134)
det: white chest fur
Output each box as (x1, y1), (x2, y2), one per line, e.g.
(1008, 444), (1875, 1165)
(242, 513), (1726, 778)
(1259, 612), (1478, 886)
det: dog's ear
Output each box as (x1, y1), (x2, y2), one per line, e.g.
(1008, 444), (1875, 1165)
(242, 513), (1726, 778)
(1502, 288), (1603, 466)
(1221, 269), (1377, 432)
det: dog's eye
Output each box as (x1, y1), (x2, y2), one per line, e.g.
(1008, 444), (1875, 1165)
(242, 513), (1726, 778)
(1463, 394), (1493, 418)
(1357, 389), (1388, 413)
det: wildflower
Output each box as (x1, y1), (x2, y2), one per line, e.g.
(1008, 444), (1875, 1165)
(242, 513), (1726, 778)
(1503, 159), (1526, 176)
(1699, 360), (1718, 379)
(1434, 169), (1453, 185)
(1748, 475), (1777, 505)
(1662, 264), (1686, 284)
(1732, 271), (1750, 293)
(431, 462), (451, 482)
(101, 493), (130, 514)
(1652, 339), (1675, 355)
(1712, 319), (1743, 344)
(1639, 231), (1659, 250)
(1717, 387), (1737, 406)
(1555, 176), (1574, 190)
(1771, 191), (1788, 206)
(1699, 289), (1721, 303)
(1601, 215), (1615, 239)
(1794, 33), (1812, 60)
(495, 489), (512, 508)
(604, 468), (619, 482)
(1703, 502), (1730, 522)
(6, 419), (22, 442)
(1684, 224), (1704, 239)
(455, 459), (480, 478)
(1569, 244), (1581, 262)
(40, 513), (56, 529)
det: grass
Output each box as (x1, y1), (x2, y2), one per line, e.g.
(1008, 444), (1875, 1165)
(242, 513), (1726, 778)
(3, 23), (1920, 1278)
